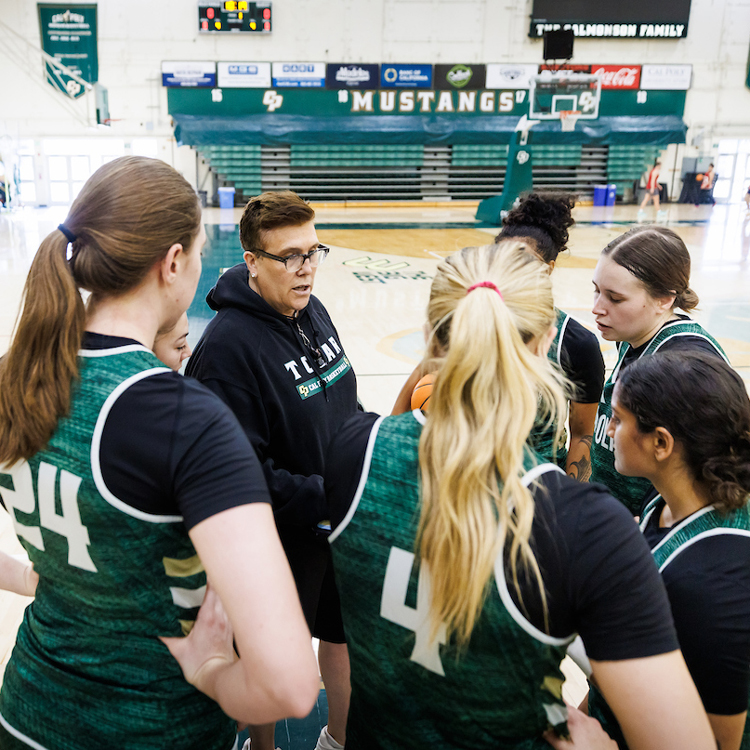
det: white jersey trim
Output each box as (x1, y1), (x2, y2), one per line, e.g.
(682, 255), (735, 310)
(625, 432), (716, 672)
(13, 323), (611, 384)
(79, 345), (153, 358)
(494, 463), (575, 647)
(0, 711), (50, 750)
(647, 504), (715, 556)
(659, 528), (750, 573)
(329, 416), (385, 543)
(91, 367), (184, 523)
(555, 313), (571, 370)
(638, 496), (662, 532)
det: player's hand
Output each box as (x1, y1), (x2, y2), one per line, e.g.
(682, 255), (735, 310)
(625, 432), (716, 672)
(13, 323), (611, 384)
(543, 707), (617, 749)
(160, 583), (236, 697)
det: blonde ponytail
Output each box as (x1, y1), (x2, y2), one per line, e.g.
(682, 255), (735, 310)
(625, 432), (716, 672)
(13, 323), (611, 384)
(418, 241), (567, 647)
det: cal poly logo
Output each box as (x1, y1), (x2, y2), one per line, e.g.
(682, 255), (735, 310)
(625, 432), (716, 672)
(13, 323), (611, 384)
(446, 64), (473, 88)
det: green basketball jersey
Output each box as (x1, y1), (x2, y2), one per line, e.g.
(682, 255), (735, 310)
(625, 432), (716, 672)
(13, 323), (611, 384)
(329, 410), (574, 749)
(590, 319), (726, 515)
(589, 496), (750, 749)
(529, 309), (569, 468)
(0, 345), (235, 750)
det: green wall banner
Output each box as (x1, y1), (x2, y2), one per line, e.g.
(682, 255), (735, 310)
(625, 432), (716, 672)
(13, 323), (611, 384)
(38, 4), (98, 99)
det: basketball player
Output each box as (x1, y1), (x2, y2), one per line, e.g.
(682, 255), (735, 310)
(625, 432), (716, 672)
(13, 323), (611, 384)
(323, 242), (715, 749)
(496, 192), (604, 479)
(589, 351), (750, 750)
(590, 225), (726, 515)
(153, 311), (191, 371)
(0, 156), (318, 749)
(638, 160), (661, 215)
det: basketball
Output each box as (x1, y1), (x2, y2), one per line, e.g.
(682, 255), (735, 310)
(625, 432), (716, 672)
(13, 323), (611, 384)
(696, 173), (704, 181)
(411, 373), (435, 412)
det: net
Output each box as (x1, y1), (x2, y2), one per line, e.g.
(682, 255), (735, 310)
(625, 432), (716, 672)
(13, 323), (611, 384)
(560, 110), (581, 132)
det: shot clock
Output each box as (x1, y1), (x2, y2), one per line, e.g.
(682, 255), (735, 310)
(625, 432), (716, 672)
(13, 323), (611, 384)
(198, 2), (272, 33)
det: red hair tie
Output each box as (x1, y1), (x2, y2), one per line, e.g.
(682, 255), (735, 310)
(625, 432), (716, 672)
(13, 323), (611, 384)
(466, 281), (503, 300)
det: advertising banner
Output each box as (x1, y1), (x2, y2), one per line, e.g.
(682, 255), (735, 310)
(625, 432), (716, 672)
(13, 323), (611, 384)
(591, 65), (641, 89)
(272, 62), (326, 87)
(640, 64), (692, 90)
(380, 64), (432, 88)
(326, 64), (380, 89)
(162, 61), (216, 87)
(485, 64), (539, 90)
(434, 64), (486, 90)
(38, 4), (97, 99)
(218, 62), (271, 88)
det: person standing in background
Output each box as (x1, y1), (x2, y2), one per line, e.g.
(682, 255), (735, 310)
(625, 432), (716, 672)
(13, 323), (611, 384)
(638, 161), (661, 219)
(696, 163), (716, 206)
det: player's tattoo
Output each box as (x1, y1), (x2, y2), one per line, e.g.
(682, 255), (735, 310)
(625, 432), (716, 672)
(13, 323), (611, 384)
(567, 435), (593, 482)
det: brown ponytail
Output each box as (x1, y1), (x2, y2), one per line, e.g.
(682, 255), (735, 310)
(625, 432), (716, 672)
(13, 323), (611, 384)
(0, 156), (200, 466)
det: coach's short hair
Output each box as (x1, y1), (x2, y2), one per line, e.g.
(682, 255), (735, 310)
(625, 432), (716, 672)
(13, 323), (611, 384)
(239, 190), (315, 253)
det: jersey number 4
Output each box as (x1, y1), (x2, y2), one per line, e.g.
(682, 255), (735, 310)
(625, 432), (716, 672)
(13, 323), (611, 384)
(0, 461), (98, 572)
(380, 546), (447, 676)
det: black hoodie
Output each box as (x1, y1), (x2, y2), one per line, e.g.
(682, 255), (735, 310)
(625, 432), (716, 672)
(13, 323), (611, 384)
(186, 263), (358, 528)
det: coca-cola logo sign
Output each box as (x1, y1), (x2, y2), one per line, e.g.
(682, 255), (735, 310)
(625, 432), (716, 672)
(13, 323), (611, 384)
(591, 65), (641, 89)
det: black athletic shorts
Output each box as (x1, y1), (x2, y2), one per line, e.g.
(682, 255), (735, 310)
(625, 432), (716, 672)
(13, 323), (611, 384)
(277, 524), (346, 643)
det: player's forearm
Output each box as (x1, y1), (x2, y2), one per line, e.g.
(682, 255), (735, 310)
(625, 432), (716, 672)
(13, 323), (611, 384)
(566, 434), (593, 481)
(0, 553), (36, 596)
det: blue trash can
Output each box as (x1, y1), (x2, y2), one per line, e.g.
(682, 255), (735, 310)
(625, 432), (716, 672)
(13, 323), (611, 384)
(593, 185), (607, 206)
(606, 183), (617, 206)
(218, 186), (235, 209)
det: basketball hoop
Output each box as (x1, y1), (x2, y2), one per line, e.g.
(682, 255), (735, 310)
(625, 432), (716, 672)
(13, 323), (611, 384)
(560, 110), (581, 132)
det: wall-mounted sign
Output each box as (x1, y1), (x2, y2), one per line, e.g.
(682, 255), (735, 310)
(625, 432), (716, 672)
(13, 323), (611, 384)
(38, 3), (98, 99)
(539, 64), (592, 73)
(531, 22), (687, 38)
(326, 64), (380, 89)
(640, 64), (692, 90)
(272, 62), (325, 88)
(485, 64), (539, 90)
(346, 89), (525, 114)
(434, 64), (486, 90)
(591, 65), (641, 89)
(381, 64), (432, 88)
(217, 62), (271, 88)
(162, 61), (216, 87)
(529, 0), (691, 38)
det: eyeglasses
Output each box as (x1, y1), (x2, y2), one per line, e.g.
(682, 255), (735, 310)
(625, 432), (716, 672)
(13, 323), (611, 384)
(254, 244), (329, 273)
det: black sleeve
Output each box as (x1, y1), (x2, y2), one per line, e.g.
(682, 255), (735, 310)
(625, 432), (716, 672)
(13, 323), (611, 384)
(192, 375), (327, 527)
(661, 536), (750, 715)
(521, 475), (678, 660)
(101, 374), (270, 531)
(324, 411), (381, 529)
(560, 318), (605, 403)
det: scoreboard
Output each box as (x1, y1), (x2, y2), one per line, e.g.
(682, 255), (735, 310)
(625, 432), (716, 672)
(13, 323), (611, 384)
(198, 2), (272, 33)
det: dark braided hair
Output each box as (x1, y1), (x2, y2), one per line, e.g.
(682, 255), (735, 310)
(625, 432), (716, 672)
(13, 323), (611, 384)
(617, 351), (750, 512)
(495, 192), (576, 264)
